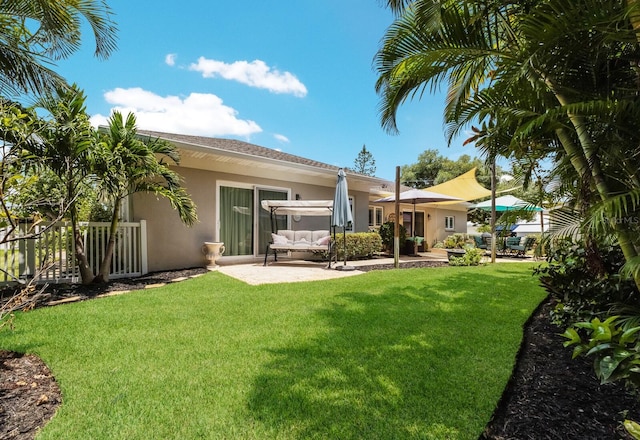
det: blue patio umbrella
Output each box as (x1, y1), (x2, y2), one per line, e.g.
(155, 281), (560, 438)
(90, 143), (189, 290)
(332, 168), (353, 268)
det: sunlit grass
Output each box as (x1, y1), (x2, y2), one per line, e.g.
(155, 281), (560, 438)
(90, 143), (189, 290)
(0, 263), (546, 439)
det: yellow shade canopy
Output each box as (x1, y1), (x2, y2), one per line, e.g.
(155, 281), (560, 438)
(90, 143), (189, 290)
(424, 167), (491, 204)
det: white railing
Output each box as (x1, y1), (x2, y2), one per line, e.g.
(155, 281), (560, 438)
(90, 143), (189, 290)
(0, 220), (147, 285)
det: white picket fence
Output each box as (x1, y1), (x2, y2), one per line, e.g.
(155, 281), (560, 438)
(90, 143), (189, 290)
(0, 220), (148, 285)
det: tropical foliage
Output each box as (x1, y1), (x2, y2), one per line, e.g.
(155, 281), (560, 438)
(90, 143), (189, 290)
(92, 111), (197, 282)
(2, 86), (198, 284)
(376, 0), (640, 290)
(0, 0), (117, 97)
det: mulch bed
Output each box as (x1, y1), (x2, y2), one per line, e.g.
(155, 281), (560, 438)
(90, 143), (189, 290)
(1, 264), (639, 439)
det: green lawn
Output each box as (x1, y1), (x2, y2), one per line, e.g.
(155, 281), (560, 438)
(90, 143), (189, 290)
(0, 263), (546, 440)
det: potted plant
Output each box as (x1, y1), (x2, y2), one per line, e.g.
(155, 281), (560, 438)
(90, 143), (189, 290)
(377, 221), (407, 254)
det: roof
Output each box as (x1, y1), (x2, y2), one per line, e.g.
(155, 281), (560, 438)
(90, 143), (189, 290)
(136, 129), (337, 171)
(133, 129), (391, 192)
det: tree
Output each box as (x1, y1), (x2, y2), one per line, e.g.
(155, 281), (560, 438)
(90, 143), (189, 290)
(0, 0), (117, 97)
(400, 148), (496, 189)
(0, 99), (44, 240)
(92, 111), (197, 283)
(401, 149), (444, 188)
(352, 145), (376, 176)
(34, 85), (97, 283)
(375, 0), (640, 289)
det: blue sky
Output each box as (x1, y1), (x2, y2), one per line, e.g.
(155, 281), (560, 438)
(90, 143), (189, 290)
(54, 0), (479, 182)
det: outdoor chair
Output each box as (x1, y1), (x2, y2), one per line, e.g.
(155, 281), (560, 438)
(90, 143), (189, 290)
(508, 236), (536, 257)
(504, 236), (521, 255)
(473, 235), (487, 249)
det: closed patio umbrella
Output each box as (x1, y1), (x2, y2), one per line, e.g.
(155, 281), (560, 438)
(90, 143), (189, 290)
(374, 189), (462, 255)
(332, 168), (353, 269)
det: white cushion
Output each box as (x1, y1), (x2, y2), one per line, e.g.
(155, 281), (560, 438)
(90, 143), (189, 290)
(271, 233), (288, 245)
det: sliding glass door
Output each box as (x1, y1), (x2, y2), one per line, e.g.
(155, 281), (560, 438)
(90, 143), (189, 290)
(220, 185), (288, 257)
(220, 186), (254, 256)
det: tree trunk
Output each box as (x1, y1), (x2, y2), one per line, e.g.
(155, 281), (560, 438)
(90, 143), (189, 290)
(67, 173), (94, 285)
(94, 202), (120, 284)
(548, 79), (640, 290)
(70, 205), (94, 285)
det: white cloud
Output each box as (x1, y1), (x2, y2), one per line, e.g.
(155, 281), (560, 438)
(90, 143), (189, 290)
(165, 53), (177, 66)
(90, 87), (262, 137)
(189, 57), (307, 97)
(274, 133), (289, 143)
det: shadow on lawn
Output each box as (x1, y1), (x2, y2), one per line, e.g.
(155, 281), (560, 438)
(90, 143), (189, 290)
(247, 268), (539, 439)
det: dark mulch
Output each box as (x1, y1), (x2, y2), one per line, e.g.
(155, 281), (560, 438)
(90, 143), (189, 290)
(1, 263), (639, 439)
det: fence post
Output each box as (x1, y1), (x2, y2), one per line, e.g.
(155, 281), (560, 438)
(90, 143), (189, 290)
(140, 220), (148, 275)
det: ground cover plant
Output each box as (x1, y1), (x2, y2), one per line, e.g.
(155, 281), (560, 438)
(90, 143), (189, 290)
(0, 264), (545, 439)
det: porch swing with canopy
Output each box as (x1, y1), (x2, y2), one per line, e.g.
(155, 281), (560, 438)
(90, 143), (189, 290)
(261, 200), (335, 267)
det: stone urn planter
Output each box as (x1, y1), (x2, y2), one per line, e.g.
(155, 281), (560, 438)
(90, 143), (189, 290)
(202, 242), (225, 270)
(446, 248), (466, 261)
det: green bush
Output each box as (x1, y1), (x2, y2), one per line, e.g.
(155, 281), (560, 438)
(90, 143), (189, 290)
(377, 222), (406, 253)
(443, 233), (468, 249)
(448, 246), (484, 266)
(533, 237), (639, 325)
(562, 315), (640, 387)
(334, 232), (382, 260)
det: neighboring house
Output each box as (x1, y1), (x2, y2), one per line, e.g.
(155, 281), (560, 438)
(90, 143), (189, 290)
(130, 130), (469, 271)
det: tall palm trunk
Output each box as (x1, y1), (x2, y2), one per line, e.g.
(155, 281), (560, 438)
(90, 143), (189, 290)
(546, 77), (640, 290)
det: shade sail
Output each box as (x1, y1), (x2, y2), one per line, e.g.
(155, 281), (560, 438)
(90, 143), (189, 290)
(471, 195), (543, 212)
(425, 167), (491, 203)
(260, 200), (333, 216)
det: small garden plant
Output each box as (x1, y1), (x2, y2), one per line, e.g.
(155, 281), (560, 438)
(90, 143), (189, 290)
(448, 246), (484, 266)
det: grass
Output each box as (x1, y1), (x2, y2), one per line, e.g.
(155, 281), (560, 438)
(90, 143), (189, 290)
(0, 263), (546, 439)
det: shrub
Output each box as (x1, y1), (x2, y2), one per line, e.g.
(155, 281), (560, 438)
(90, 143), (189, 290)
(476, 224), (491, 233)
(443, 233), (468, 249)
(448, 246), (484, 266)
(562, 315), (640, 387)
(533, 237), (639, 325)
(377, 222), (406, 253)
(333, 232), (382, 260)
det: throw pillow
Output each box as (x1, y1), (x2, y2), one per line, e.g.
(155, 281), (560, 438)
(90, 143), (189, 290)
(272, 233), (288, 245)
(316, 235), (331, 246)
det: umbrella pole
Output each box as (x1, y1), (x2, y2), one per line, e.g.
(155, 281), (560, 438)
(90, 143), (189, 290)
(343, 229), (347, 266)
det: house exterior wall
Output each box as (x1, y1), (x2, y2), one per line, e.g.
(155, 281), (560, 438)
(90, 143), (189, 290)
(427, 206), (468, 247)
(133, 166), (372, 272)
(368, 202), (468, 250)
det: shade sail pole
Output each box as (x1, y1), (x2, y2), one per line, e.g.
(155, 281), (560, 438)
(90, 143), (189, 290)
(394, 166), (400, 268)
(490, 157), (497, 263)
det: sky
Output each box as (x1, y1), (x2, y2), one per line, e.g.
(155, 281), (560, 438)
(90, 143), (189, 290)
(53, 0), (479, 182)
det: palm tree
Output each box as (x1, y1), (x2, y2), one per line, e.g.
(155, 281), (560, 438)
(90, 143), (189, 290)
(0, 0), (117, 96)
(375, 0), (640, 288)
(92, 111), (197, 283)
(35, 85), (97, 284)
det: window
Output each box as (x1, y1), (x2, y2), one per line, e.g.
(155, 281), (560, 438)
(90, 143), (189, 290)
(369, 206), (384, 230)
(445, 216), (455, 231)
